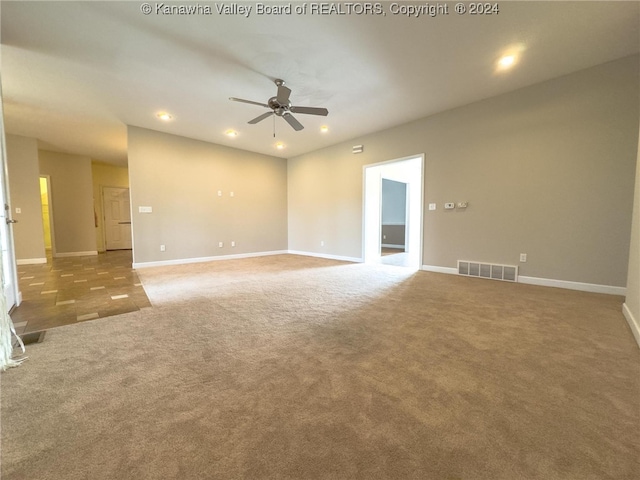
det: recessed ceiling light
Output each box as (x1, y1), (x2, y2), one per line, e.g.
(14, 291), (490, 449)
(498, 55), (517, 69)
(495, 44), (525, 73)
(320, 125), (329, 133)
(225, 129), (238, 137)
(156, 112), (173, 121)
(275, 142), (285, 150)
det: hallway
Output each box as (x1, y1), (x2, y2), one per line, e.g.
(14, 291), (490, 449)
(11, 250), (151, 335)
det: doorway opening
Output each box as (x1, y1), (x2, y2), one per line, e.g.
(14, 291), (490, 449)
(363, 155), (424, 270)
(39, 176), (55, 255)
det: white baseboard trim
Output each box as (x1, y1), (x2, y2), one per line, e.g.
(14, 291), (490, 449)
(287, 250), (362, 263)
(518, 276), (626, 296)
(382, 244), (405, 249)
(420, 265), (626, 296)
(54, 251), (98, 258)
(623, 303), (640, 349)
(16, 258), (47, 265)
(421, 265), (458, 275)
(133, 250), (289, 269)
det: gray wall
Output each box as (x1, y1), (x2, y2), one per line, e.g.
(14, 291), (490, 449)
(5, 134), (46, 262)
(128, 126), (288, 265)
(288, 55), (639, 287)
(381, 225), (405, 247)
(39, 150), (97, 256)
(381, 179), (406, 225)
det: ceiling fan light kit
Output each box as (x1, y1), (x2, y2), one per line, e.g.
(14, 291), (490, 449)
(229, 79), (328, 132)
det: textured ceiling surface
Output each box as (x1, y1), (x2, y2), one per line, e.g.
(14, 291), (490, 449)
(2, 1), (638, 165)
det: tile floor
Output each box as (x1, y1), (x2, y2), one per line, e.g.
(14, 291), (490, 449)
(11, 250), (151, 336)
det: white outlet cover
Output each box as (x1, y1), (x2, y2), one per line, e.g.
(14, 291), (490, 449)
(15, 207), (21, 214)
(444, 203), (455, 210)
(217, 190), (222, 196)
(219, 242), (223, 247)
(429, 203), (436, 211)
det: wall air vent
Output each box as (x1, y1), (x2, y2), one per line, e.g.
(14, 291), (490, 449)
(457, 260), (518, 282)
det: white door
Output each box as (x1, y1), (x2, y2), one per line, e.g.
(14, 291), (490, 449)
(103, 187), (132, 250)
(0, 91), (19, 310)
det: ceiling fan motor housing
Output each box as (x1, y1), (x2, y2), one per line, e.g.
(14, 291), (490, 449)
(268, 97), (290, 116)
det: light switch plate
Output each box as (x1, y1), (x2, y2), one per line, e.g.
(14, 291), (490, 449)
(138, 206), (152, 213)
(429, 203), (436, 211)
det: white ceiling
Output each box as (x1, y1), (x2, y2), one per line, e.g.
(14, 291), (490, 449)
(1, 1), (638, 166)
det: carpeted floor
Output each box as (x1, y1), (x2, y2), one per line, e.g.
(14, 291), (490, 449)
(1, 254), (638, 479)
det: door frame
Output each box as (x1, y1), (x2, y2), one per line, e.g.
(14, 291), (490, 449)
(362, 154), (424, 268)
(0, 91), (20, 309)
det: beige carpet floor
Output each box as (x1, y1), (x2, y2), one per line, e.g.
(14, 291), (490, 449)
(1, 254), (638, 479)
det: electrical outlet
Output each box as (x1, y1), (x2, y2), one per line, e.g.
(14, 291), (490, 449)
(444, 203), (455, 210)
(231, 241), (235, 247)
(160, 245), (165, 252)
(320, 241), (325, 247)
(520, 253), (527, 262)
(383, 235), (386, 240)
(457, 202), (468, 209)
(219, 242), (223, 248)
(15, 207), (21, 214)
(217, 190), (222, 197)
(429, 203), (436, 211)
(230, 192), (234, 197)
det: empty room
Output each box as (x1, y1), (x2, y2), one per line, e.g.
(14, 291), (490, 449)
(0, 1), (638, 479)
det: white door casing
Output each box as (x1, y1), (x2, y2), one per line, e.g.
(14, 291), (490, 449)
(0, 88), (19, 310)
(363, 155), (424, 269)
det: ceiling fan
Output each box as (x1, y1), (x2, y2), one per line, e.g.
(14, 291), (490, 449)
(229, 79), (328, 131)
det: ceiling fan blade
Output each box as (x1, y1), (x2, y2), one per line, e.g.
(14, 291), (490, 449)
(290, 106), (329, 116)
(229, 97), (269, 108)
(248, 111), (274, 124)
(276, 85), (291, 105)
(283, 113), (304, 131)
